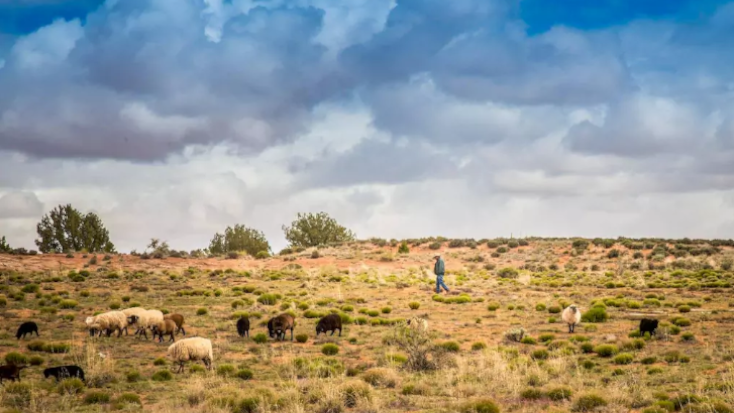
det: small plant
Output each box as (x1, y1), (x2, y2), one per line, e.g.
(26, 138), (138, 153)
(381, 307), (392, 314)
(5, 352), (27, 366)
(57, 378), (85, 395)
(59, 299), (78, 309)
(151, 370), (173, 381)
(613, 353), (634, 365)
(487, 302), (500, 311)
(84, 391), (111, 404)
(593, 344), (618, 357)
(295, 334), (308, 343)
(408, 302), (420, 310)
(520, 388), (545, 400)
(547, 387), (573, 401)
(322, 343), (339, 355)
(439, 341), (460, 352)
(235, 369), (253, 380)
(573, 394), (608, 412)
(196, 308), (208, 316)
(460, 399), (500, 413)
(471, 342), (487, 351)
(252, 333), (268, 344)
(581, 306), (609, 323)
(535, 303), (546, 311)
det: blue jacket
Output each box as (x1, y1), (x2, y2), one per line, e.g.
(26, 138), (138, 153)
(434, 258), (445, 276)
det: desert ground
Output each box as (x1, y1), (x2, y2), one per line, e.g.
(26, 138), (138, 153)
(0, 237), (733, 413)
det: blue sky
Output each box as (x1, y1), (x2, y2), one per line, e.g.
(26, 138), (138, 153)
(1, 0), (734, 252)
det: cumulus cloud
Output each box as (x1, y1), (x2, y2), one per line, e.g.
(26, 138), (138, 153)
(2, 0), (734, 251)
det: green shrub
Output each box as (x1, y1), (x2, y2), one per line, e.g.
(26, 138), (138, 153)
(295, 334), (308, 343)
(28, 355), (44, 366)
(573, 394), (608, 412)
(153, 357), (166, 366)
(581, 307), (609, 323)
(471, 342), (487, 351)
(322, 343), (339, 356)
(126, 371), (142, 383)
(535, 303), (546, 311)
(487, 302), (500, 311)
(593, 344), (618, 357)
(641, 356), (657, 365)
(116, 393), (142, 406)
(57, 378), (85, 395)
(196, 308), (208, 316)
(521, 336), (537, 345)
(151, 370), (173, 381)
(235, 369), (253, 380)
(547, 387), (573, 401)
(216, 364), (235, 376)
(520, 388), (545, 400)
(253, 333), (268, 344)
(497, 267), (519, 279)
(59, 299), (78, 309)
(548, 305), (561, 314)
(381, 307), (392, 314)
(460, 399), (500, 413)
(613, 353), (634, 365)
(4, 352), (27, 365)
(84, 391), (111, 404)
(257, 293), (278, 305)
(681, 332), (695, 342)
(672, 317), (691, 327)
(531, 349), (549, 360)
(678, 305), (691, 313)
(539, 333), (555, 343)
(439, 341), (460, 353)
(408, 302), (420, 310)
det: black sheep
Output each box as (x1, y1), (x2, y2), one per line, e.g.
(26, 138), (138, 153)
(43, 365), (86, 383)
(316, 314), (342, 337)
(15, 321), (39, 340)
(236, 316), (250, 338)
(0, 364), (27, 384)
(639, 318), (659, 337)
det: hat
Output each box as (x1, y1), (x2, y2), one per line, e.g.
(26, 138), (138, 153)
(433, 254), (441, 258)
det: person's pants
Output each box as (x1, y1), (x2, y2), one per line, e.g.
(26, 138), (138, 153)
(436, 275), (449, 293)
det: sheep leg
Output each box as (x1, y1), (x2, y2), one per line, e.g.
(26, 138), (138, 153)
(291, 327), (294, 342)
(338, 327), (342, 337)
(35, 330), (39, 337)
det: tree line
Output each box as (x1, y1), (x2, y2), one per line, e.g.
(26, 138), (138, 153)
(0, 204), (356, 257)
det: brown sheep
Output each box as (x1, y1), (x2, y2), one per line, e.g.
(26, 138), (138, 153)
(0, 364), (27, 384)
(151, 319), (177, 343)
(268, 313), (295, 341)
(316, 313), (342, 337)
(164, 313), (186, 336)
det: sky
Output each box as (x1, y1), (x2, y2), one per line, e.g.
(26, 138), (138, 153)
(1, 0), (734, 253)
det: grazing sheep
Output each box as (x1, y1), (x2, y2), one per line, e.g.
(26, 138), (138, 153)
(316, 314), (342, 337)
(164, 313), (186, 336)
(15, 321), (39, 340)
(167, 337), (213, 373)
(268, 313), (295, 341)
(151, 318), (177, 343)
(561, 305), (582, 333)
(86, 311), (128, 338)
(43, 365), (85, 383)
(0, 365), (27, 384)
(639, 318), (659, 337)
(236, 316), (250, 338)
(121, 307), (148, 335)
(406, 316), (428, 332)
(128, 309), (164, 339)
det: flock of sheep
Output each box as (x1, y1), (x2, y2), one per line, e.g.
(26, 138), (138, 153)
(2, 300), (658, 384)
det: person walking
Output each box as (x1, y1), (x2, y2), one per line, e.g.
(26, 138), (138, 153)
(434, 254), (449, 294)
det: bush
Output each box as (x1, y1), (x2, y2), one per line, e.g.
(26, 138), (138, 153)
(408, 302), (420, 310)
(439, 341), (460, 352)
(548, 305), (561, 314)
(57, 377), (85, 395)
(531, 349), (549, 360)
(460, 399), (500, 413)
(535, 303), (546, 311)
(126, 370), (142, 382)
(471, 342), (487, 351)
(521, 388), (544, 400)
(398, 241), (410, 254)
(593, 344), (618, 357)
(235, 369), (253, 380)
(252, 333), (268, 344)
(84, 391), (111, 404)
(322, 343), (339, 356)
(614, 353), (634, 365)
(547, 387), (573, 401)
(295, 334), (308, 343)
(216, 364), (235, 376)
(581, 307), (609, 323)
(381, 307), (392, 314)
(151, 370), (173, 381)
(196, 308), (208, 316)
(497, 267), (519, 279)
(59, 299), (78, 309)
(29, 355), (44, 366)
(678, 305), (691, 313)
(5, 352), (27, 365)
(116, 393), (142, 406)
(361, 368), (398, 388)
(257, 293), (278, 305)
(573, 394), (608, 412)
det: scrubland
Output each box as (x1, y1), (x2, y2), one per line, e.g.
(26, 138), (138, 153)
(0, 237), (733, 413)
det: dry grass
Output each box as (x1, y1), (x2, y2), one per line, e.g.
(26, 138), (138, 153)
(0, 238), (733, 412)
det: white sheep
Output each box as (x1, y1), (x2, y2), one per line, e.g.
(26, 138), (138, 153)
(561, 304), (582, 333)
(121, 307), (147, 336)
(86, 310), (128, 338)
(167, 337), (213, 373)
(128, 309), (164, 339)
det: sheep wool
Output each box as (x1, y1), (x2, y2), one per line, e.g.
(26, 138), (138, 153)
(167, 337), (213, 373)
(561, 305), (582, 333)
(87, 310), (128, 337)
